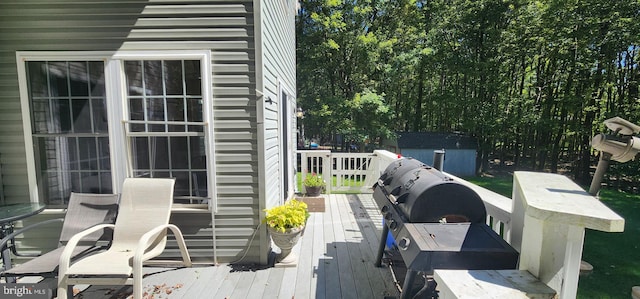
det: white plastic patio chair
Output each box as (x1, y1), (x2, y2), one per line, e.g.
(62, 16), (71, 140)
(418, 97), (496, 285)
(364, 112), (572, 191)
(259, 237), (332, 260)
(57, 178), (192, 299)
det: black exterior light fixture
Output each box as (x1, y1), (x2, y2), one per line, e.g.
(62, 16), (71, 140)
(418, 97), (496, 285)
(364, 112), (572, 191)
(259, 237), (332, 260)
(296, 107), (305, 148)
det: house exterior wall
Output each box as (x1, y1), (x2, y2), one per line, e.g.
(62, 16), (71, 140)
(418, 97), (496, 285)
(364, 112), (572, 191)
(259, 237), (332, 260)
(400, 149), (477, 177)
(0, 0), (293, 264)
(259, 0), (296, 208)
(254, 0), (297, 263)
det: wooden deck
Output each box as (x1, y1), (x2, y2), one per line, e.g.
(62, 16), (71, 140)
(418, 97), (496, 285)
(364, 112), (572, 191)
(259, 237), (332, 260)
(74, 194), (400, 299)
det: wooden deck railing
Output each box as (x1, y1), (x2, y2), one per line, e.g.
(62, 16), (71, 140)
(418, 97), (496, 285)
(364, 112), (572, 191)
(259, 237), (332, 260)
(296, 149), (513, 240)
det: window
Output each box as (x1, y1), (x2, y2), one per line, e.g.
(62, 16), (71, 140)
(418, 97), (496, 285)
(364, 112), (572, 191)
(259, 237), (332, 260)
(123, 60), (208, 204)
(26, 61), (111, 205)
(18, 51), (215, 206)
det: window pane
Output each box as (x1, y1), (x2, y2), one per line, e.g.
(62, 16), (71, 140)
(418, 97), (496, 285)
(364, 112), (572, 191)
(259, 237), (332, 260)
(68, 62), (89, 96)
(192, 171), (208, 197)
(190, 136), (207, 169)
(170, 137), (189, 169)
(132, 137), (150, 170)
(128, 98), (145, 132)
(186, 98), (203, 122)
(32, 99), (69, 133)
(164, 60), (183, 95)
(184, 60), (201, 95)
(89, 61), (105, 97)
(129, 98), (144, 120)
(144, 60), (163, 96)
(146, 98), (165, 132)
(125, 61), (143, 96)
(134, 171), (150, 178)
(31, 98), (52, 134)
(149, 137), (169, 169)
(146, 98), (165, 121)
(167, 98), (185, 121)
(71, 99), (92, 133)
(27, 61), (49, 98)
(93, 98), (108, 133)
(97, 137), (111, 170)
(65, 137), (79, 170)
(173, 171), (190, 197)
(150, 171), (170, 179)
(168, 124), (187, 132)
(78, 137), (98, 170)
(55, 99), (72, 133)
(48, 62), (69, 97)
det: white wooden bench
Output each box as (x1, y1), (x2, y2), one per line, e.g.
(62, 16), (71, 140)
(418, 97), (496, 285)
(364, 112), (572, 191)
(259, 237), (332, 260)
(434, 269), (556, 299)
(433, 172), (624, 299)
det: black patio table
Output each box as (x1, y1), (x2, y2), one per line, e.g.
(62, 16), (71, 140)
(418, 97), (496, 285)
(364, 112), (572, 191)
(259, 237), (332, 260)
(0, 203), (46, 281)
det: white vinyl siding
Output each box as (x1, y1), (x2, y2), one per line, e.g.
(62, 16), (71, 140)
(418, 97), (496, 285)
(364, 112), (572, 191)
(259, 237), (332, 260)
(260, 0), (297, 212)
(0, 0), (295, 265)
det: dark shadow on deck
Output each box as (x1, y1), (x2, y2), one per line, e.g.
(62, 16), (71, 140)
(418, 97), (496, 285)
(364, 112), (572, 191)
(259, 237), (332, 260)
(312, 194), (399, 299)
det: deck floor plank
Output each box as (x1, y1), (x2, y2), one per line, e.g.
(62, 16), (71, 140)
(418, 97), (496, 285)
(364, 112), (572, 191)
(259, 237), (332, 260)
(174, 267), (219, 297)
(228, 270), (256, 298)
(331, 194), (359, 299)
(294, 211), (316, 299)
(347, 195), (392, 297)
(322, 194), (341, 299)
(262, 267), (284, 299)
(310, 206), (324, 298)
(244, 266), (271, 298)
(67, 194), (400, 299)
(338, 194), (375, 299)
(350, 194), (399, 296)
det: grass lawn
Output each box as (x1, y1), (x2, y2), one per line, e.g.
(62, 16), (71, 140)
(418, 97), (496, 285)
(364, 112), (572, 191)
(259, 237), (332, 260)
(465, 175), (640, 299)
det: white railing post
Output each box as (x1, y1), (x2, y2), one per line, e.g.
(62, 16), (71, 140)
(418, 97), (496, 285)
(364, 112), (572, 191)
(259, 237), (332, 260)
(321, 151), (331, 194)
(511, 171), (624, 299)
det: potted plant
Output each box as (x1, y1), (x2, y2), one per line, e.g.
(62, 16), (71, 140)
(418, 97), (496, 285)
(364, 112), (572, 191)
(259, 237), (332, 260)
(303, 173), (325, 197)
(263, 199), (310, 266)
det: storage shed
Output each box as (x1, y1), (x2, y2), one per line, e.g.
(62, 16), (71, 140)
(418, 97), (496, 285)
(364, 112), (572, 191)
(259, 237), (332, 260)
(385, 132), (478, 177)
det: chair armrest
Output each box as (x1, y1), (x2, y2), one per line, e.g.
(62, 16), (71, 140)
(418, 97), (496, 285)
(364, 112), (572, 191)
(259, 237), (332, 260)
(58, 224), (115, 276)
(134, 224), (192, 267)
(0, 218), (64, 257)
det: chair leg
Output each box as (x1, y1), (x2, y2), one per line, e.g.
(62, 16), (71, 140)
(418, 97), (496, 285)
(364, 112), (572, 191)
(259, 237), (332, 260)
(133, 263), (143, 299)
(57, 277), (68, 299)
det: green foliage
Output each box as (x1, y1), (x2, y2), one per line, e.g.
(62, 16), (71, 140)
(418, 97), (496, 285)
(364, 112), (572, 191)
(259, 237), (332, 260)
(263, 199), (310, 233)
(303, 173), (326, 188)
(298, 0), (640, 181)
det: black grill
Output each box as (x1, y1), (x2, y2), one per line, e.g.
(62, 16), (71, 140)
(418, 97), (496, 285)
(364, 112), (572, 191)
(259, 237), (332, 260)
(373, 158), (519, 299)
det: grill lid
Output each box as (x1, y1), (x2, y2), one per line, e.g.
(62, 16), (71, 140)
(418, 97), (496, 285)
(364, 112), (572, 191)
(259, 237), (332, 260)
(375, 158), (486, 223)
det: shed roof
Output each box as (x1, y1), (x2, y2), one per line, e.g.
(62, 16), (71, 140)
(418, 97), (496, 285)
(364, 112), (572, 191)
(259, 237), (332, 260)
(396, 132), (477, 150)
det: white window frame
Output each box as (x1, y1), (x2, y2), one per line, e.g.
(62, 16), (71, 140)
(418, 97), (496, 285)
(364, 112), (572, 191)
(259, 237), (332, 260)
(16, 50), (217, 210)
(278, 80), (297, 200)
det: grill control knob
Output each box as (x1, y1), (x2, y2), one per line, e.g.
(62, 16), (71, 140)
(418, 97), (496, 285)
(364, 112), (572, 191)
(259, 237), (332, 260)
(384, 212), (393, 221)
(398, 237), (411, 250)
(381, 205), (389, 213)
(388, 220), (398, 231)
